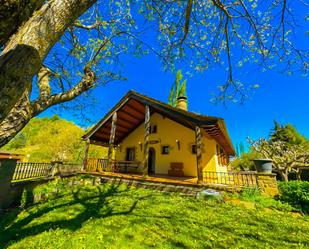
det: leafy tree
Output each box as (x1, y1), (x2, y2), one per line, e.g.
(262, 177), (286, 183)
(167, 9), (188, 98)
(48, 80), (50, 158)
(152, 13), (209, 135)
(270, 121), (308, 146)
(0, 0), (308, 147)
(168, 69), (187, 107)
(230, 150), (259, 171)
(1, 115), (106, 162)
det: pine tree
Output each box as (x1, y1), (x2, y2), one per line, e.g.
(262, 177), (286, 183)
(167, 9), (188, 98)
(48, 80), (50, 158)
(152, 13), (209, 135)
(270, 121), (308, 146)
(168, 69), (187, 107)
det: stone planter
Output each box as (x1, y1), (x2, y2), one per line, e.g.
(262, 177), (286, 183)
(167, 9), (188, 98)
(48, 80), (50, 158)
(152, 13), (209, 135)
(253, 159), (273, 173)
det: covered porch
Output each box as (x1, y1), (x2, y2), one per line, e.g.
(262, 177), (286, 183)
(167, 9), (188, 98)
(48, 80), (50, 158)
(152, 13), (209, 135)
(82, 167), (199, 187)
(82, 158), (259, 188)
(81, 91), (234, 183)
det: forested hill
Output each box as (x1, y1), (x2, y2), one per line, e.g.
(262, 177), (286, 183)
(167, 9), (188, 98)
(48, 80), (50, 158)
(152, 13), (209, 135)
(1, 115), (104, 162)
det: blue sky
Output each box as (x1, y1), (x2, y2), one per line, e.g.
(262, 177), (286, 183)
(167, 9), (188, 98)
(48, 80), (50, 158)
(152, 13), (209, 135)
(42, 51), (309, 151)
(40, 2), (309, 151)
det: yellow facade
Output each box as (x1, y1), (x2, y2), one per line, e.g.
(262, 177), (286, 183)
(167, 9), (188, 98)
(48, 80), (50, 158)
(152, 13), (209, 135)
(115, 113), (227, 176)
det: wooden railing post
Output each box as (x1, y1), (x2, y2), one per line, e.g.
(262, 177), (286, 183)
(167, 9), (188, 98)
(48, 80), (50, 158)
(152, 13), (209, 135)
(83, 139), (90, 171)
(50, 161), (57, 177)
(143, 105), (150, 177)
(195, 126), (203, 184)
(108, 112), (117, 172)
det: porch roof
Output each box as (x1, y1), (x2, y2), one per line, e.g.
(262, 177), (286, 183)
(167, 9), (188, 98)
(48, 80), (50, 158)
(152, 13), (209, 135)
(83, 91), (235, 155)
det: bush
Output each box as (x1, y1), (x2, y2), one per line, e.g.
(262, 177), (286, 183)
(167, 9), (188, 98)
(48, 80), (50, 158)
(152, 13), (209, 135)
(278, 181), (309, 214)
(239, 187), (292, 212)
(240, 187), (261, 200)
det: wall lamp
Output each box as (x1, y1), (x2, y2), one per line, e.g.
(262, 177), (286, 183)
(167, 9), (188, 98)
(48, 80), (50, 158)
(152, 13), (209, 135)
(176, 139), (180, 150)
(138, 141), (143, 151)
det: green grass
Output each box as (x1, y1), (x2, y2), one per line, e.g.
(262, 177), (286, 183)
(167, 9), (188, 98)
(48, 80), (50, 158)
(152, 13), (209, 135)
(1, 181), (309, 249)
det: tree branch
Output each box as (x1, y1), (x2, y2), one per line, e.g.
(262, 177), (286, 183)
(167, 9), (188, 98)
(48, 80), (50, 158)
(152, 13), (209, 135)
(32, 65), (96, 114)
(179, 0), (193, 46)
(37, 66), (52, 99)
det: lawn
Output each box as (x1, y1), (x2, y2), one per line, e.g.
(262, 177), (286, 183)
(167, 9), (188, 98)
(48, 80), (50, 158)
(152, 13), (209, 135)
(0, 179), (308, 249)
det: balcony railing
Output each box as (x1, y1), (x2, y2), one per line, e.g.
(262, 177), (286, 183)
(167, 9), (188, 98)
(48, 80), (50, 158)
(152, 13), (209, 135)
(203, 171), (258, 187)
(84, 158), (140, 173)
(84, 158), (110, 172)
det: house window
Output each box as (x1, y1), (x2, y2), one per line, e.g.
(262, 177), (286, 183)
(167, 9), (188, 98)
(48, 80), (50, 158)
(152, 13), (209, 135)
(125, 147), (135, 161)
(216, 145), (228, 166)
(161, 145), (169, 155)
(192, 145), (197, 154)
(150, 125), (157, 134)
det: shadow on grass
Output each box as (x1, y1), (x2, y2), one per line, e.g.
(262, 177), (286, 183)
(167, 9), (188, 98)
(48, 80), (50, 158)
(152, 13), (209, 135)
(0, 181), (150, 248)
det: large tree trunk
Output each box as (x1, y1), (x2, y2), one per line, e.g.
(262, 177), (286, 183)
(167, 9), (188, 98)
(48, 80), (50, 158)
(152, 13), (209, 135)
(279, 169), (289, 182)
(0, 0), (96, 124)
(0, 90), (33, 147)
(0, 0), (45, 46)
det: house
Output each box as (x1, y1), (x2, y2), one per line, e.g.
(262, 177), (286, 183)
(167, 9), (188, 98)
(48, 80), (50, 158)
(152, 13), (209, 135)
(82, 91), (235, 183)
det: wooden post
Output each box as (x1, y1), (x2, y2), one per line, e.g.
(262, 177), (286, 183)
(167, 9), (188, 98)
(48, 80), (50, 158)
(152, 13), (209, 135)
(82, 139), (90, 171)
(108, 112), (117, 171)
(143, 105), (150, 177)
(195, 126), (203, 184)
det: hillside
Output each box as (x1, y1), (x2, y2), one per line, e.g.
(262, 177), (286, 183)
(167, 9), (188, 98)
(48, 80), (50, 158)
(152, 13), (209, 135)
(1, 115), (105, 162)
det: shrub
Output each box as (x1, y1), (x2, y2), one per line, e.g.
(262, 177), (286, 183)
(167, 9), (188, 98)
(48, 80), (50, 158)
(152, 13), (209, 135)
(278, 181), (309, 214)
(240, 187), (261, 201)
(20, 187), (34, 208)
(240, 187), (292, 212)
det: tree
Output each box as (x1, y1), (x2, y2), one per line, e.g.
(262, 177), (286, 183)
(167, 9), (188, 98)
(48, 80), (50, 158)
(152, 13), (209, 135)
(168, 69), (187, 107)
(270, 121), (308, 146)
(1, 115), (106, 162)
(1, 0), (308, 147)
(230, 150), (259, 171)
(231, 141), (255, 171)
(250, 138), (309, 182)
(235, 141), (245, 157)
(233, 122), (308, 178)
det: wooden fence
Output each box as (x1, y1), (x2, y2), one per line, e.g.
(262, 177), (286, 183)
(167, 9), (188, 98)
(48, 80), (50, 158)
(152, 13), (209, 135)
(84, 158), (109, 172)
(12, 162), (83, 182)
(13, 162), (53, 181)
(203, 171), (258, 188)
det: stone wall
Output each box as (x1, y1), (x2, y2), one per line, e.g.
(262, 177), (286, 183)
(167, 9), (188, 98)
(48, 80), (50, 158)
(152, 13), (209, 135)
(0, 159), (83, 211)
(0, 159), (17, 210)
(256, 173), (279, 197)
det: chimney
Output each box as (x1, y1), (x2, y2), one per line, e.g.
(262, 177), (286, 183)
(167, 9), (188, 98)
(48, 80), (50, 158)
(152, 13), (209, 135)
(176, 95), (188, 111)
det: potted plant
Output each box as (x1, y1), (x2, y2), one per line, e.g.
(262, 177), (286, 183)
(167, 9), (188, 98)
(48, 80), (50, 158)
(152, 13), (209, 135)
(253, 159), (273, 173)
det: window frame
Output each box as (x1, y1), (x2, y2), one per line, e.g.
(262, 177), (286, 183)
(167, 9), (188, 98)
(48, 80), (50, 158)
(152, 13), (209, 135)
(125, 147), (136, 161)
(161, 145), (170, 155)
(150, 125), (157, 134)
(216, 144), (228, 166)
(191, 144), (197, 154)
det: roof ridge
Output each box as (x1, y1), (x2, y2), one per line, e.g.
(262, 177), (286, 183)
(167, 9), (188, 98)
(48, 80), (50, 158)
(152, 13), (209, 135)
(127, 90), (222, 120)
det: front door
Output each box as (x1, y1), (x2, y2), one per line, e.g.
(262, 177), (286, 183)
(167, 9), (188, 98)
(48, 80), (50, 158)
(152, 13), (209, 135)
(148, 148), (156, 174)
